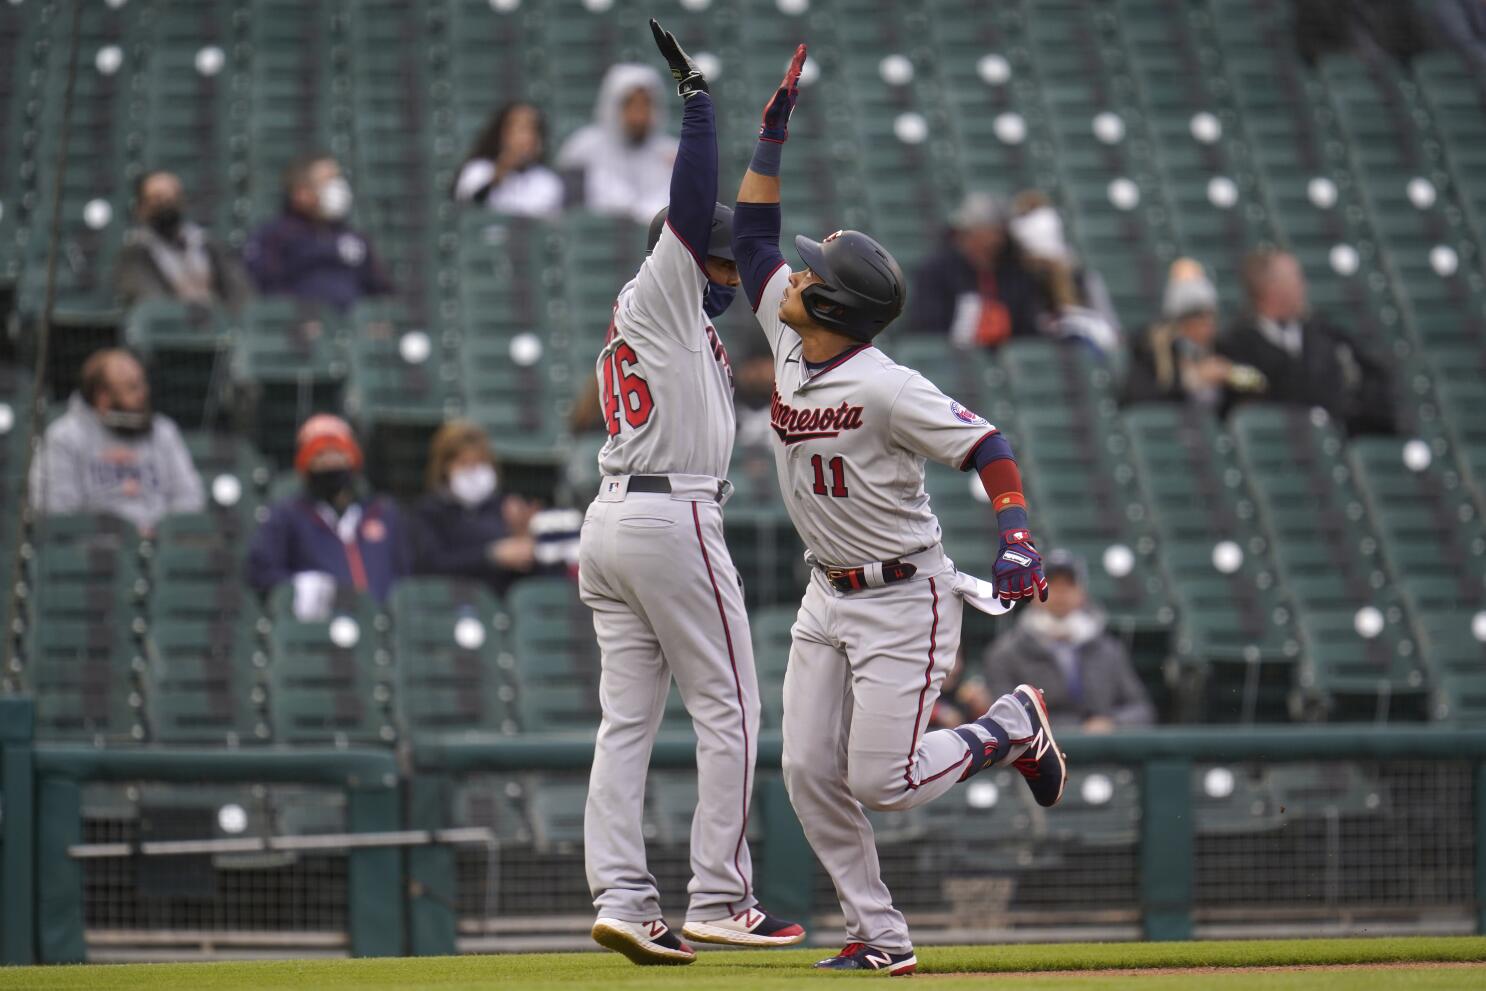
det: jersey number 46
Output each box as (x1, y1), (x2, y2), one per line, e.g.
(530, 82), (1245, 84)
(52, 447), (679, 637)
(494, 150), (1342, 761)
(601, 342), (655, 436)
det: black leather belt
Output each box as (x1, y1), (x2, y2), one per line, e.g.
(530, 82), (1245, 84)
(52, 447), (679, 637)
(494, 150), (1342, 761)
(823, 560), (918, 594)
(627, 475), (673, 494)
(627, 475), (726, 501)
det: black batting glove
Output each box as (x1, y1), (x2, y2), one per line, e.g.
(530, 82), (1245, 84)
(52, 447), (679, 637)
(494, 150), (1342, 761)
(651, 18), (708, 98)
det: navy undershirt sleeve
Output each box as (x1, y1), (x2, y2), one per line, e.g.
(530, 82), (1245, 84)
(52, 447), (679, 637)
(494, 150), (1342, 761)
(734, 201), (786, 309)
(666, 93), (719, 268)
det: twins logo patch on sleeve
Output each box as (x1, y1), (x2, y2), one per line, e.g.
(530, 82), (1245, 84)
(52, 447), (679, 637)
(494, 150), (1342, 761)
(950, 400), (987, 425)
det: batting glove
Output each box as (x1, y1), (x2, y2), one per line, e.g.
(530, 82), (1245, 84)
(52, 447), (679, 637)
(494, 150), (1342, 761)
(994, 528), (1049, 603)
(760, 43), (807, 142)
(650, 18), (708, 98)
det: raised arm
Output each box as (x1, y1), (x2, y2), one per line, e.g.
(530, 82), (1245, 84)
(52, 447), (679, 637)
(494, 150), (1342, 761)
(650, 19), (718, 267)
(734, 44), (806, 309)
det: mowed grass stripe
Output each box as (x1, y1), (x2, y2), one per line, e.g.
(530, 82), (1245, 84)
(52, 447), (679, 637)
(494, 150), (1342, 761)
(2, 937), (1484, 991)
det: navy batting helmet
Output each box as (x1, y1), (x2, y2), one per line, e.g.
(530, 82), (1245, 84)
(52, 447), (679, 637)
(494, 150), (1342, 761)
(646, 203), (736, 261)
(793, 230), (906, 341)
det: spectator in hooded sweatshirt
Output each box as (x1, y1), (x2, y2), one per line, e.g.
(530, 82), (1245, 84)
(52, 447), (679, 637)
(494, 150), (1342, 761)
(908, 191), (1042, 347)
(247, 414), (411, 612)
(243, 154), (392, 312)
(556, 63), (677, 223)
(1008, 189), (1122, 357)
(112, 169), (251, 311)
(411, 420), (542, 597)
(452, 101), (565, 218)
(981, 550), (1155, 733)
(30, 348), (204, 534)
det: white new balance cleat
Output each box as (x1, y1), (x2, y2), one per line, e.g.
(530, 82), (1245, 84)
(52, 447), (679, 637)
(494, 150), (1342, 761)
(681, 906), (807, 946)
(591, 917), (697, 965)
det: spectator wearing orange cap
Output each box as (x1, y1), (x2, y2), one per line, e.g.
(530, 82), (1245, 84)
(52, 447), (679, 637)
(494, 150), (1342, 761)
(246, 414), (411, 611)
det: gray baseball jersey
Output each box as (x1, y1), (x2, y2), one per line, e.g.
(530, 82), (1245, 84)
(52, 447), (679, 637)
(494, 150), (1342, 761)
(751, 267), (997, 567)
(581, 222), (763, 927)
(595, 225), (736, 479)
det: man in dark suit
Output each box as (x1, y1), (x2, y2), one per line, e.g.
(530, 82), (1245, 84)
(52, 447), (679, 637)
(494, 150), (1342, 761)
(1219, 248), (1396, 435)
(981, 550), (1154, 733)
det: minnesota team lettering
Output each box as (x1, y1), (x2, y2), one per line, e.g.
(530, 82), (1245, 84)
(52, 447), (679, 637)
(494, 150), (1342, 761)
(770, 386), (866, 444)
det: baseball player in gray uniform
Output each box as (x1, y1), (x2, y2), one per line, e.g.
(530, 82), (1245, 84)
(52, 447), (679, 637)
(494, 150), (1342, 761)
(732, 47), (1067, 974)
(580, 20), (805, 966)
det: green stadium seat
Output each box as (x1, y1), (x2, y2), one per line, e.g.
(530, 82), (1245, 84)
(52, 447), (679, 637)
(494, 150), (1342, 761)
(124, 300), (234, 430)
(389, 577), (517, 735)
(147, 606), (268, 744)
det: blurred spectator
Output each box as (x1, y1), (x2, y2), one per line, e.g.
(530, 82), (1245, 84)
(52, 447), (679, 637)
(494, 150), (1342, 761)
(1428, 0), (1486, 76)
(411, 420), (542, 597)
(556, 63), (677, 223)
(1124, 258), (1266, 408)
(1220, 248), (1396, 435)
(243, 154), (392, 312)
(1293, 0), (1432, 67)
(1009, 190), (1121, 356)
(452, 101), (564, 218)
(981, 550), (1154, 733)
(30, 349), (203, 534)
(113, 170), (251, 311)
(247, 414), (410, 613)
(908, 191), (1042, 346)
(733, 346), (776, 452)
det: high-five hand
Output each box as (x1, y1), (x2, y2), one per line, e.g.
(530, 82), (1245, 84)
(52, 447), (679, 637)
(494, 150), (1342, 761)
(760, 44), (807, 142)
(650, 18), (708, 98)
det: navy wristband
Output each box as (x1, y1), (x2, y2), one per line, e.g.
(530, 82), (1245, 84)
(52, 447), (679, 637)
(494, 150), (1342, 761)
(996, 506), (1029, 536)
(750, 138), (783, 176)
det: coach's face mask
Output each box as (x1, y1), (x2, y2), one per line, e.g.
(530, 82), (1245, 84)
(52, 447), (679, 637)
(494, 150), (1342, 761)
(318, 176), (353, 221)
(306, 468), (355, 506)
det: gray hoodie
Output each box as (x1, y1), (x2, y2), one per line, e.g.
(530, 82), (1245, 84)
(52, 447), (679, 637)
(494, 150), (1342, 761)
(556, 63), (678, 223)
(30, 394), (205, 531)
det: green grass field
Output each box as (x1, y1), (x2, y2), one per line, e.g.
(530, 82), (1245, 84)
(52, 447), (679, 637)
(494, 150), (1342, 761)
(3, 937), (1485, 990)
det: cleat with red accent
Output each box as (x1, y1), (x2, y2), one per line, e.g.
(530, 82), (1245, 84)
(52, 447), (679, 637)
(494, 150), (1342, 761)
(813, 942), (917, 974)
(1011, 684), (1067, 807)
(682, 906), (806, 946)
(591, 917), (696, 965)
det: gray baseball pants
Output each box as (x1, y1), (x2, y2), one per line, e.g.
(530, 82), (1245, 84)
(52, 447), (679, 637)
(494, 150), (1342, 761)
(579, 474), (760, 924)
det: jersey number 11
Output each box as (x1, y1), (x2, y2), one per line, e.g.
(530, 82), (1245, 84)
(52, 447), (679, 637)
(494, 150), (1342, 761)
(810, 455), (849, 498)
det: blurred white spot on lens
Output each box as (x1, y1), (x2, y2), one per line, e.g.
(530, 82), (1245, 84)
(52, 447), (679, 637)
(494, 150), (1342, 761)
(966, 780), (998, 809)
(1212, 540), (1243, 574)
(1354, 606), (1384, 640)
(694, 52), (722, 81)
(1429, 244), (1458, 277)
(399, 330), (431, 365)
(1108, 177), (1140, 210)
(1103, 543), (1135, 578)
(1207, 175), (1238, 209)
(0, 403), (12, 435)
(1190, 111), (1222, 144)
(993, 112), (1026, 145)
(1471, 610), (1486, 643)
(105, 0), (129, 10)
(969, 474), (991, 504)
(1328, 243), (1359, 276)
(1407, 176), (1436, 210)
(489, 0), (521, 10)
(95, 45), (123, 76)
(879, 54), (914, 85)
(1092, 111), (1125, 145)
(1307, 176), (1337, 209)
(455, 616), (487, 650)
(329, 617), (360, 648)
(1204, 767), (1235, 799)
(195, 45), (225, 76)
(1402, 438), (1432, 472)
(83, 199), (113, 230)
(211, 474), (242, 507)
(1081, 773), (1113, 805)
(893, 112), (928, 144)
(217, 804), (247, 834)
(797, 57), (820, 86)
(510, 332), (543, 366)
(977, 53), (1011, 85)
(777, 0), (809, 14)
(581, 0), (612, 11)
(680, 0), (712, 9)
